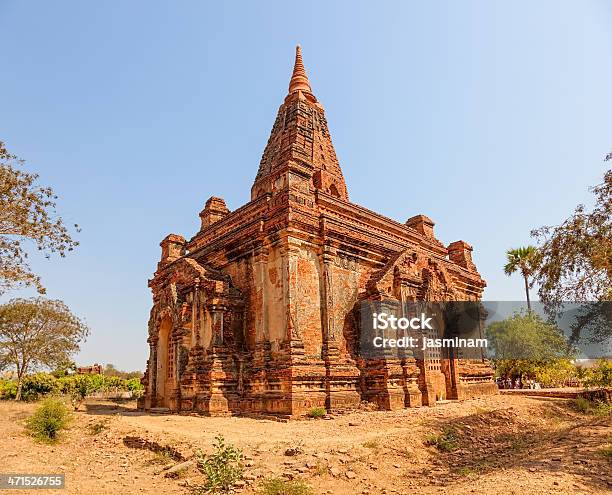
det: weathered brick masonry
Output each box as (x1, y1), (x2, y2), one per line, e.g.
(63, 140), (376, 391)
(139, 46), (498, 417)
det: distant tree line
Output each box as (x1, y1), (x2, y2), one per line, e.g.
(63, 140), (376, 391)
(0, 371), (144, 404)
(102, 363), (143, 380)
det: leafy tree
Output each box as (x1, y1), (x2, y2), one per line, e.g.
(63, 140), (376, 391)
(486, 312), (574, 380)
(0, 298), (89, 400)
(533, 359), (577, 388)
(0, 141), (79, 294)
(531, 169), (611, 342)
(51, 359), (77, 378)
(503, 246), (540, 311)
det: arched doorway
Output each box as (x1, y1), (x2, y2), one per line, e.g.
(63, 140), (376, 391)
(156, 316), (173, 407)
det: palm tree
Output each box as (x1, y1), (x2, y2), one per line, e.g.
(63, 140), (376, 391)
(504, 246), (540, 311)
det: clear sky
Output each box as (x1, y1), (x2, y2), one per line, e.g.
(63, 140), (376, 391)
(1, 1), (610, 371)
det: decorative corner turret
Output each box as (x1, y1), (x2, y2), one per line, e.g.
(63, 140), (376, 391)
(199, 197), (230, 230)
(406, 214), (435, 238)
(447, 240), (476, 271)
(159, 234), (186, 268)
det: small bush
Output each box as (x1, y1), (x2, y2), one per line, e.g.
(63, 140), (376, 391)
(258, 477), (313, 495)
(571, 397), (612, 416)
(307, 407), (326, 419)
(0, 379), (18, 399)
(425, 426), (459, 452)
(600, 446), (612, 460)
(125, 377), (145, 398)
(20, 373), (59, 401)
(25, 398), (71, 443)
(581, 359), (612, 389)
(68, 375), (96, 410)
(594, 401), (612, 417)
(195, 434), (243, 493)
(573, 396), (592, 413)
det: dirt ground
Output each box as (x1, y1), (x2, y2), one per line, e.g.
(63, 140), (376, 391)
(1, 395), (610, 494)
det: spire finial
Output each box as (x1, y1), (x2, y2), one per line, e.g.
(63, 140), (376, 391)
(288, 45), (312, 94)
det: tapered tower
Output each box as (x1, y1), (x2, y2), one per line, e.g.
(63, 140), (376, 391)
(252, 46), (348, 201)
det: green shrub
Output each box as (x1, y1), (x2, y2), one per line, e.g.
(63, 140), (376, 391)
(25, 398), (71, 443)
(105, 375), (124, 390)
(0, 379), (18, 399)
(258, 477), (313, 495)
(195, 434), (243, 493)
(20, 373), (58, 401)
(69, 375), (98, 410)
(425, 426), (459, 452)
(55, 376), (73, 395)
(582, 359), (612, 389)
(307, 407), (326, 419)
(571, 397), (611, 416)
(125, 377), (145, 398)
(572, 396), (592, 413)
(57, 374), (100, 397)
(593, 401), (612, 416)
(4, 372), (143, 402)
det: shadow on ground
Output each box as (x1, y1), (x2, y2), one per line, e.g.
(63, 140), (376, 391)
(83, 399), (145, 416)
(407, 399), (611, 491)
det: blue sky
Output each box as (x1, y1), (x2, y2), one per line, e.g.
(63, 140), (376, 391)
(1, 1), (610, 370)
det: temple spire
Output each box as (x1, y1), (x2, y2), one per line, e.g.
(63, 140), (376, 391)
(288, 45), (312, 95)
(252, 45), (348, 202)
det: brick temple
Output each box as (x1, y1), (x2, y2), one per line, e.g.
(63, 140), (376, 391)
(140, 46), (497, 417)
